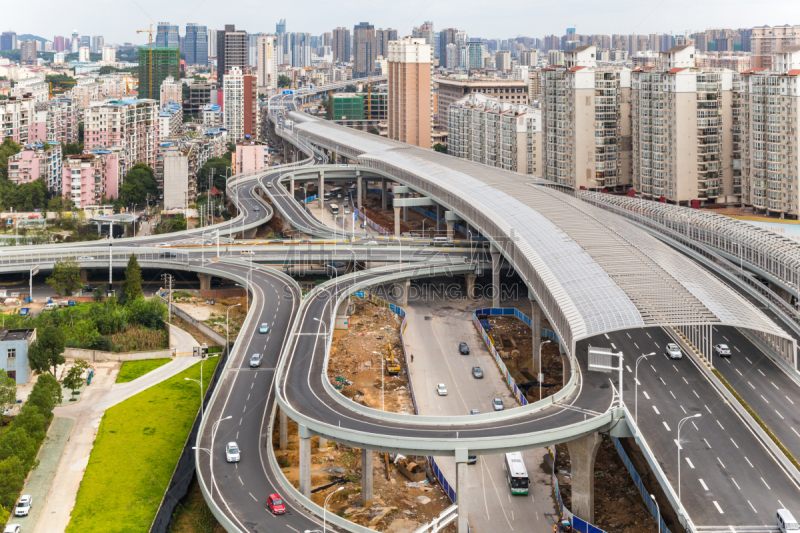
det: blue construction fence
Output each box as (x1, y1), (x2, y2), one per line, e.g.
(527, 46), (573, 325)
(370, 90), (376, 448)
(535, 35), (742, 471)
(354, 208), (391, 236)
(612, 437), (671, 533)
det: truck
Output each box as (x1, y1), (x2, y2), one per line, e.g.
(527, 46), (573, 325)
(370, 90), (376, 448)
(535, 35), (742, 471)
(385, 344), (401, 375)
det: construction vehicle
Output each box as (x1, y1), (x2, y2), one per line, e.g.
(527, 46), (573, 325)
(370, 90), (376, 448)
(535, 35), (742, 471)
(386, 343), (401, 375)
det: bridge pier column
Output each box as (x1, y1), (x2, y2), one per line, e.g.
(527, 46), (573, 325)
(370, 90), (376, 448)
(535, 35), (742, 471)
(566, 431), (602, 524)
(290, 176), (295, 197)
(491, 253), (501, 308)
(394, 207), (401, 237)
(198, 273), (212, 291)
(456, 449), (469, 533)
(465, 273), (477, 299)
(361, 448), (373, 506)
(437, 204), (442, 232)
(531, 297), (542, 374)
(394, 280), (410, 306)
(381, 179), (387, 211)
(318, 171), (325, 209)
(318, 437), (328, 450)
(80, 269), (89, 283)
(446, 219), (454, 241)
(357, 174), (363, 210)
(279, 408), (288, 450)
(299, 425), (312, 498)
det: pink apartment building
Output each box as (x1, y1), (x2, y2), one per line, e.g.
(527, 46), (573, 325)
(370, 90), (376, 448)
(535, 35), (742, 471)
(0, 96), (37, 145)
(83, 99), (159, 174)
(8, 143), (63, 191)
(62, 152), (120, 208)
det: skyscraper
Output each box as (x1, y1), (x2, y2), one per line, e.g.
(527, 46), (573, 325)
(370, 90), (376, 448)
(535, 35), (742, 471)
(464, 41), (483, 69)
(0, 32), (16, 51)
(387, 37), (431, 148)
(223, 66), (258, 141)
(138, 46), (180, 100)
(20, 41), (37, 63)
(156, 22), (180, 48)
(54, 36), (66, 53)
(217, 25), (248, 84)
(438, 28), (458, 66)
(376, 28), (397, 58)
(412, 21), (435, 47)
(71, 30), (79, 53)
(332, 27), (351, 63)
(185, 24), (208, 66)
(91, 36), (104, 53)
(353, 22), (376, 77)
(276, 19), (286, 35)
(257, 35), (278, 91)
(290, 33), (311, 68)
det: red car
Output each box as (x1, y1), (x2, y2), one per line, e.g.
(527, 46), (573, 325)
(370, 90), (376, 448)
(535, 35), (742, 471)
(267, 493), (286, 515)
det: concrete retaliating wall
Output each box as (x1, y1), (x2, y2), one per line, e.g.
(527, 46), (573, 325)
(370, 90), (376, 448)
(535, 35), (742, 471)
(65, 347), (174, 362)
(167, 302), (228, 346)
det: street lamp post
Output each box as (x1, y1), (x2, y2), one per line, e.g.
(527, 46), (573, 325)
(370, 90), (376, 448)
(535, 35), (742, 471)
(650, 494), (660, 533)
(184, 354), (218, 418)
(324, 487), (344, 533)
(538, 339), (551, 401)
(192, 415), (232, 500)
(226, 303), (242, 351)
(677, 414), (702, 505)
(635, 352), (656, 424)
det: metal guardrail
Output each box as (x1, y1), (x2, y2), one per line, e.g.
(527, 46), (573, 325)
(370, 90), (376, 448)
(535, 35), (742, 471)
(0, 247), (190, 267)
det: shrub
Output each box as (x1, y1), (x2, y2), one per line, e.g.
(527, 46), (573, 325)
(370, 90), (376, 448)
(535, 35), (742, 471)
(90, 336), (114, 352)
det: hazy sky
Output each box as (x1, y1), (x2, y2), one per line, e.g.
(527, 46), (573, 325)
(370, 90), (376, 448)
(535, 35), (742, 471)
(5, 0), (800, 44)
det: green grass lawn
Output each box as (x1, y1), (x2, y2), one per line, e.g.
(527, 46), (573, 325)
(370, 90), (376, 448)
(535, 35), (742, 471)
(115, 358), (173, 384)
(65, 358), (218, 533)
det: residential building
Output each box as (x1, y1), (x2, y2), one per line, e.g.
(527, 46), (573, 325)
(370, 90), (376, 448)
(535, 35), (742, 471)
(256, 35), (278, 91)
(160, 75), (182, 107)
(163, 146), (192, 210)
(495, 51), (511, 70)
(83, 99), (159, 173)
(0, 96), (37, 145)
(436, 77), (528, 128)
(7, 143), (62, 190)
(737, 46), (800, 216)
(542, 45), (632, 190)
(78, 46), (91, 63)
(445, 43), (458, 69)
(448, 93), (541, 174)
(69, 77), (102, 109)
(138, 46), (180, 101)
(159, 102), (183, 138)
(376, 29), (397, 58)
(223, 66), (258, 141)
(91, 36), (104, 53)
(62, 152), (121, 207)
(464, 42), (483, 69)
(101, 45), (116, 63)
(185, 24), (209, 66)
(0, 329), (36, 384)
(387, 37), (431, 148)
(520, 49), (538, 67)
(20, 41), (37, 63)
(438, 28), (458, 67)
(696, 51), (751, 72)
(631, 45), (735, 204)
(234, 140), (270, 174)
(332, 93), (364, 120)
(11, 78), (48, 103)
(353, 22), (376, 77)
(156, 22), (180, 48)
(40, 98), (78, 147)
(751, 25), (800, 69)
(202, 104), (222, 126)
(217, 25), (248, 84)
(412, 21), (435, 48)
(1, 32), (17, 51)
(187, 81), (218, 115)
(332, 27), (351, 63)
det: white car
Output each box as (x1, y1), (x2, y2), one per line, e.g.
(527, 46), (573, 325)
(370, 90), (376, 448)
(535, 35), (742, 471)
(155, 242), (168, 247)
(437, 383), (447, 396)
(666, 343), (682, 359)
(4, 525), (21, 533)
(77, 256), (95, 260)
(266, 182), (273, 188)
(226, 442), (240, 462)
(364, 241), (379, 246)
(714, 344), (732, 357)
(15, 495), (32, 517)
(492, 398), (504, 411)
(250, 353), (263, 368)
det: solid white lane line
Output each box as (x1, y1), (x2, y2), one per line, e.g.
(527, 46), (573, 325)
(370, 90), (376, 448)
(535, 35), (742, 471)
(699, 478), (707, 490)
(663, 421), (671, 431)
(653, 406), (660, 415)
(686, 457), (695, 469)
(713, 501), (724, 514)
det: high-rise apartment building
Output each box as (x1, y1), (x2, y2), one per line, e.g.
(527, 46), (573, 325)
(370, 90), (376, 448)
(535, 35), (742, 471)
(387, 37), (431, 148)
(84, 99), (159, 173)
(160, 76), (182, 106)
(8, 143), (62, 191)
(445, 43), (458, 69)
(520, 49), (537, 67)
(436, 77), (529, 128)
(495, 51), (511, 70)
(738, 46), (800, 215)
(78, 46), (90, 63)
(332, 27), (351, 63)
(439, 29), (458, 66)
(376, 29), (397, 58)
(290, 32), (311, 68)
(217, 25), (248, 84)
(353, 22), (376, 77)
(101, 45), (116, 63)
(751, 25), (800, 69)
(630, 45), (735, 204)
(412, 21), (435, 48)
(257, 35), (278, 91)
(207, 30), (217, 59)
(185, 24), (209, 66)
(156, 22), (180, 48)
(1, 32), (17, 51)
(62, 152), (121, 208)
(54, 36), (67, 52)
(223, 66), (258, 141)
(464, 42), (483, 69)
(276, 19), (286, 35)
(20, 41), (37, 63)
(542, 45), (632, 190)
(0, 96), (37, 145)
(448, 93), (542, 175)
(138, 46), (180, 100)
(91, 36), (104, 53)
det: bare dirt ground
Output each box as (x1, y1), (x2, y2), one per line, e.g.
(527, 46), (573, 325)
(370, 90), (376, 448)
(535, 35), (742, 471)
(554, 436), (658, 532)
(271, 298), (454, 532)
(482, 315), (564, 402)
(172, 294), (248, 341)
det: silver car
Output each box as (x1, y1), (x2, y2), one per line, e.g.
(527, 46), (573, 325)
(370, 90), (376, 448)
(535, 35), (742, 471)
(492, 398), (504, 411)
(666, 343), (682, 359)
(226, 442), (240, 462)
(250, 353), (263, 368)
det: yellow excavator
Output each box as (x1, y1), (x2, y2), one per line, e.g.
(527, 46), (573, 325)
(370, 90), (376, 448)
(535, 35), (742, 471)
(386, 343), (401, 375)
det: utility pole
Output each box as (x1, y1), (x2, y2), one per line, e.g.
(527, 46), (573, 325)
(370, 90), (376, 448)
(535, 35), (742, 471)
(209, 168), (214, 227)
(161, 273), (174, 322)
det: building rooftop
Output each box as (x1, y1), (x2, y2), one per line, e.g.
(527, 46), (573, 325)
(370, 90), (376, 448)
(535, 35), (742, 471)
(0, 329), (35, 342)
(664, 44), (693, 54)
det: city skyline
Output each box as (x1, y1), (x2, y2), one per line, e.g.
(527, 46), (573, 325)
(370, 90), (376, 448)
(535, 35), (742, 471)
(3, 0), (798, 45)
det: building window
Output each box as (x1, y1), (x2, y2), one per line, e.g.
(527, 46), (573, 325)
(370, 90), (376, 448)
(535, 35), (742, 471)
(7, 348), (15, 359)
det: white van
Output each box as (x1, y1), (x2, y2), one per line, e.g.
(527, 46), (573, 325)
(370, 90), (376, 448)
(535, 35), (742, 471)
(778, 509), (799, 533)
(431, 236), (451, 246)
(44, 302), (58, 311)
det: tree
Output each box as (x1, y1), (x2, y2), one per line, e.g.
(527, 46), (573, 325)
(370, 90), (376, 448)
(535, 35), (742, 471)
(368, 126), (380, 135)
(344, 84), (358, 93)
(61, 142), (83, 156)
(197, 157), (232, 192)
(93, 284), (106, 302)
(27, 326), (66, 376)
(62, 360), (89, 400)
(278, 75), (291, 88)
(77, 122), (84, 143)
(433, 143), (447, 154)
(0, 138), (21, 181)
(120, 254), (143, 301)
(0, 456), (25, 509)
(46, 258), (82, 296)
(119, 166), (158, 205)
(0, 371), (15, 417)
(26, 373), (61, 416)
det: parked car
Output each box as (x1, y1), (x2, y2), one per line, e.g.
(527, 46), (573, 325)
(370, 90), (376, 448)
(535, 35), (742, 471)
(666, 343), (682, 359)
(267, 493), (286, 515)
(436, 383), (447, 396)
(492, 398), (504, 411)
(250, 353), (263, 368)
(4, 525), (21, 533)
(225, 442), (240, 462)
(365, 241), (379, 246)
(14, 495), (31, 517)
(260, 323), (270, 334)
(472, 367), (483, 379)
(459, 342), (470, 355)
(159, 252), (178, 258)
(714, 344), (732, 357)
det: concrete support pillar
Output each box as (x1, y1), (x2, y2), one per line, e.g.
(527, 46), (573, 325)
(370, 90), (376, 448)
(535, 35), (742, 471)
(357, 174), (363, 210)
(318, 171), (325, 209)
(318, 436), (328, 450)
(531, 298), (542, 374)
(403, 193), (408, 222)
(566, 431), (603, 524)
(361, 448), (373, 506)
(279, 409), (288, 450)
(299, 426), (312, 498)
(394, 207), (401, 237)
(394, 280), (411, 306)
(80, 269), (89, 283)
(456, 457), (469, 533)
(198, 273), (212, 291)
(491, 253), (501, 308)
(290, 176), (295, 198)
(465, 273), (477, 299)
(381, 179), (387, 210)
(437, 204), (442, 231)
(446, 220), (454, 241)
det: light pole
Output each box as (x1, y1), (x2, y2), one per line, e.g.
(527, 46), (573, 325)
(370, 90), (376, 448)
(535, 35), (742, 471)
(677, 414), (701, 505)
(650, 494), (660, 533)
(323, 486), (344, 533)
(185, 356), (219, 419)
(192, 414), (232, 500)
(635, 352), (656, 424)
(226, 303), (242, 351)
(538, 339), (551, 401)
